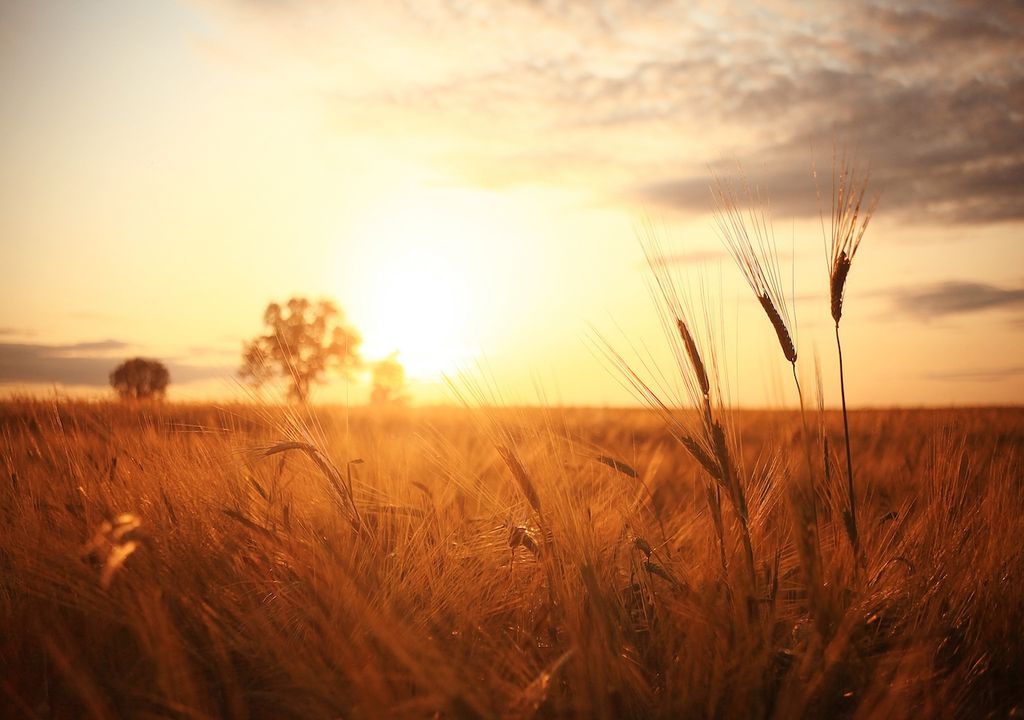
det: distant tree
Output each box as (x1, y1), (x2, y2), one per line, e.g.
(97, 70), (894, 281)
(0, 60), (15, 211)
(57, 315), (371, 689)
(109, 358), (170, 400)
(370, 353), (408, 406)
(240, 297), (362, 402)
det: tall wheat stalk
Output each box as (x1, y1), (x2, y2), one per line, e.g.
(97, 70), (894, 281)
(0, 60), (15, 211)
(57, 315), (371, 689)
(641, 228), (758, 595)
(711, 172), (808, 465)
(820, 150), (878, 557)
(712, 172), (830, 630)
(594, 222), (759, 599)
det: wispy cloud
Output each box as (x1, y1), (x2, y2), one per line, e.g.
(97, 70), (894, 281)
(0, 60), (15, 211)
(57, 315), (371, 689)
(890, 281), (1024, 318)
(205, 0), (1024, 222)
(53, 339), (130, 353)
(0, 341), (230, 386)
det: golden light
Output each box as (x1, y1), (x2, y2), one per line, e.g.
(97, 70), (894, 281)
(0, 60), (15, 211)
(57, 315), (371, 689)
(357, 248), (475, 379)
(343, 183), (492, 381)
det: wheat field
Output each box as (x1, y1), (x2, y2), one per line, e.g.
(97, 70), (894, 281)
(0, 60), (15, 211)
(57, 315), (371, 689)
(2, 399), (1021, 719)
(4, 2), (1022, 717)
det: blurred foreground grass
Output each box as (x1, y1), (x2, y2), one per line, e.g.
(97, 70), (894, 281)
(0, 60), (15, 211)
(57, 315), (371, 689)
(1, 399), (1022, 719)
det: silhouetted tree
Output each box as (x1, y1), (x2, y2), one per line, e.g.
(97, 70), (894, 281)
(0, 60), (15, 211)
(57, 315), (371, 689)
(370, 353), (408, 406)
(240, 297), (362, 402)
(109, 358), (170, 400)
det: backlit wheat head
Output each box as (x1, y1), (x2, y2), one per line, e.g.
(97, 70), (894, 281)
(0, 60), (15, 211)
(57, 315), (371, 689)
(826, 153), (879, 325)
(712, 173), (798, 364)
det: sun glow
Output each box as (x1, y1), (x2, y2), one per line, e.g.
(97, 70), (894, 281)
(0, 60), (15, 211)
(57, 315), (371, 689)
(342, 183), (502, 381)
(357, 249), (475, 379)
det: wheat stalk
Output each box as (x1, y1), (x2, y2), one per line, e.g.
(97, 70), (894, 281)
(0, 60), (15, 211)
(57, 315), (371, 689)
(676, 318), (710, 398)
(711, 172), (798, 366)
(758, 293), (797, 364)
(261, 441), (363, 531)
(496, 443), (542, 517)
(634, 220), (757, 592)
(713, 170), (823, 611)
(826, 153), (878, 325)
(818, 148), (879, 560)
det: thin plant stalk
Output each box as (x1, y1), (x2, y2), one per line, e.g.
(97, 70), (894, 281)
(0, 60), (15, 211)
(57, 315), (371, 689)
(821, 149), (878, 559)
(713, 171), (826, 626)
(835, 323), (857, 553)
(602, 223), (758, 597)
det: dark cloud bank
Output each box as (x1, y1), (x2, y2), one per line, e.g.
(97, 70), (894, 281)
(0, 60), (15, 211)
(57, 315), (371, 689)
(447, 1), (1024, 223)
(605, 3), (1022, 224)
(890, 281), (1024, 318)
(632, 0), (1024, 222)
(0, 341), (230, 387)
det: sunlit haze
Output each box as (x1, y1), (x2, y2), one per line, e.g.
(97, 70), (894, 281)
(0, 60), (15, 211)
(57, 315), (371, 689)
(2, 0), (1022, 406)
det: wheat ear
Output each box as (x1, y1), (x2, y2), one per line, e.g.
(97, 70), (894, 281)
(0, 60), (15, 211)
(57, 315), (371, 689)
(820, 149), (878, 560)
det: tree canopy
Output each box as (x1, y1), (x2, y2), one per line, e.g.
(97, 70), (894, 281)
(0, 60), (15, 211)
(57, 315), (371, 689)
(109, 358), (170, 400)
(240, 297), (362, 402)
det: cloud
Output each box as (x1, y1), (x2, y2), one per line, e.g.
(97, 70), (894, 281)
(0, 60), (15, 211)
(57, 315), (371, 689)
(203, 0), (1023, 223)
(54, 339), (130, 353)
(0, 341), (230, 386)
(926, 366), (1024, 383)
(890, 281), (1024, 318)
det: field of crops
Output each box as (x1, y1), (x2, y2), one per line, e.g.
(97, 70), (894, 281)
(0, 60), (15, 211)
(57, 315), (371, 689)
(2, 400), (1021, 718)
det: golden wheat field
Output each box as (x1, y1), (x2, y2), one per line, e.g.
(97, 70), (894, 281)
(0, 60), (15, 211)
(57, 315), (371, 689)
(5, 1), (1024, 718)
(2, 399), (1022, 719)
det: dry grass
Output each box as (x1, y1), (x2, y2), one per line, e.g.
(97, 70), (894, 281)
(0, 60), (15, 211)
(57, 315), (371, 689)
(1, 400), (1022, 719)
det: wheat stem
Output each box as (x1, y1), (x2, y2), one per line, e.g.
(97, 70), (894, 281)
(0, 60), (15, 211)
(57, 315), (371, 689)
(835, 323), (859, 556)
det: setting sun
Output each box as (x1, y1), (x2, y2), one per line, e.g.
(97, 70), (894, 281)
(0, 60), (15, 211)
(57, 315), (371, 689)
(357, 247), (473, 380)
(342, 184), (499, 380)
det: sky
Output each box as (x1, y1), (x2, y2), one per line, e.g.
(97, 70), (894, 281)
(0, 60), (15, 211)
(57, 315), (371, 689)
(1, 0), (1022, 407)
